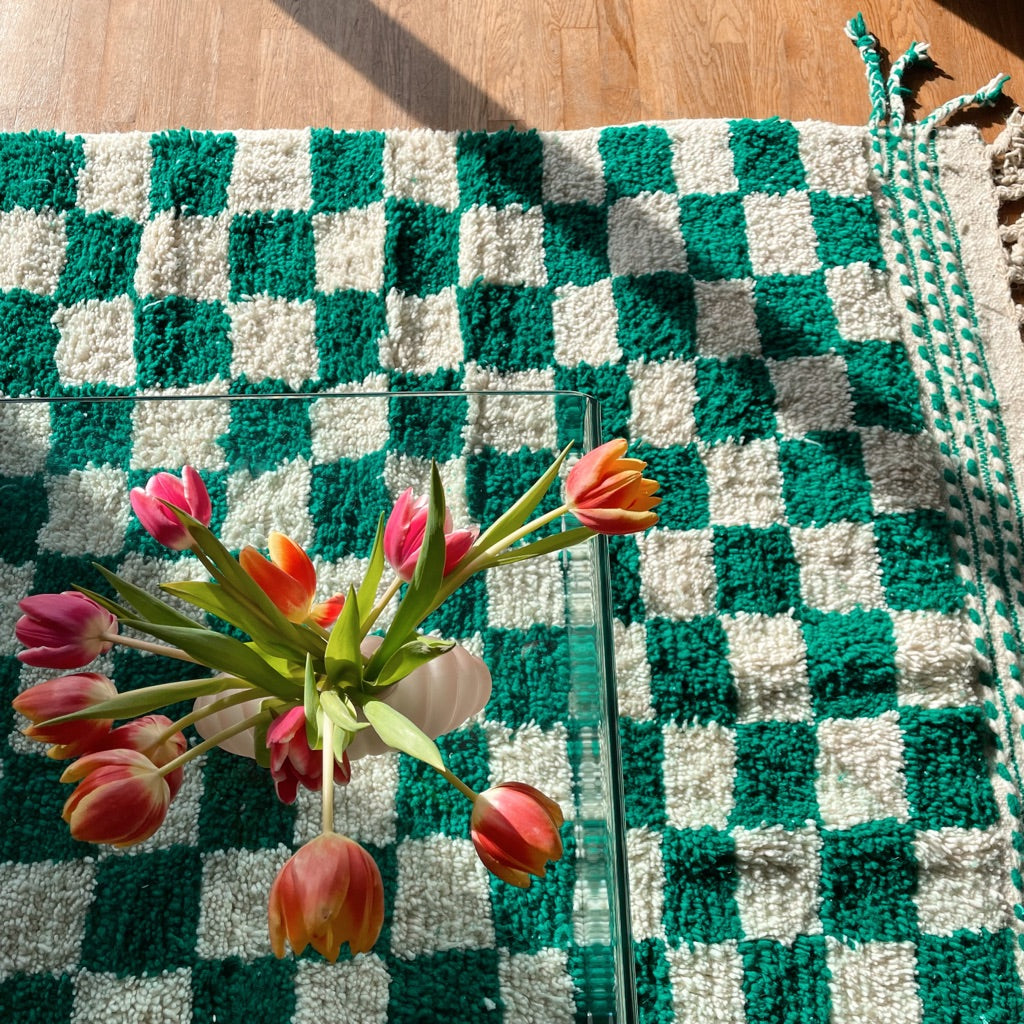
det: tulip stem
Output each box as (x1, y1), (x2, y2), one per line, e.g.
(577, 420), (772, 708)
(158, 712), (267, 776)
(103, 633), (200, 663)
(321, 716), (336, 833)
(362, 577), (403, 634)
(441, 768), (478, 803)
(152, 688), (270, 747)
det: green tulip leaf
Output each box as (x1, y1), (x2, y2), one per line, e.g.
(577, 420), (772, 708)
(87, 564), (204, 629)
(369, 635), (455, 689)
(320, 689), (364, 733)
(490, 526), (593, 565)
(304, 655), (320, 749)
(324, 586), (362, 689)
(357, 513), (386, 629)
(361, 698), (445, 772)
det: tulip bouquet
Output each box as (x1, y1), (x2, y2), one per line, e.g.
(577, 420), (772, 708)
(12, 439), (659, 962)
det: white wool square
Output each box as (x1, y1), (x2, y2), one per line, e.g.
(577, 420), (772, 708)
(313, 204), (387, 293)
(796, 123), (873, 197)
(226, 129), (312, 212)
(743, 191), (821, 277)
(37, 466), (130, 557)
(614, 618), (655, 720)
(607, 192), (687, 277)
(703, 439), (786, 528)
(891, 610), (976, 708)
(666, 941), (747, 1024)
(540, 129), (606, 205)
(382, 286), (464, 373)
(826, 939), (923, 1024)
(0, 399), (51, 475)
(626, 827), (665, 940)
(825, 262), (901, 342)
(78, 133), (154, 220)
(293, 956), (391, 1024)
(815, 711), (909, 827)
(72, 969), (193, 1024)
(134, 211), (231, 302)
(195, 846), (288, 958)
(458, 203), (548, 287)
(722, 612), (811, 723)
(482, 722), (573, 811)
(461, 368), (559, 453)
(791, 521), (886, 613)
(228, 296), (319, 387)
(732, 825), (822, 943)
(637, 528), (717, 619)
(499, 949), (577, 1024)
(384, 129), (461, 211)
(485, 549), (565, 629)
(693, 278), (761, 358)
(309, 380), (392, 460)
(130, 390), (229, 470)
(53, 296), (138, 387)
(662, 721), (736, 830)
(0, 208), (66, 294)
(860, 427), (945, 512)
(390, 836), (495, 956)
(552, 279), (622, 366)
(769, 354), (855, 436)
(0, 860), (95, 975)
(668, 120), (740, 194)
(628, 356), (698, 447)
(220, 458), (313, 550)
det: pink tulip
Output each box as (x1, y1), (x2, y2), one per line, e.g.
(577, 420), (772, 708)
(60, 748), (170, 847)
(12, 672), (118, 759)
(565, 439), (661, 534)
(470, 782), (565, 888)
(15, 592), (118, 669)
(384, 488), (478, 582)
(268, 832), (384, 960)
(129, 465), (212, 550)
(106, 714), (188, 798)
(266, 706), (350, 805)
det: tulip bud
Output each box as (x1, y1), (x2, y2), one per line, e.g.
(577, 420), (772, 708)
(129, 465), (211, 550)
(15, 592), (118, 670)
(266, 706), (350, 805)
(12, 672), (118, 759)
(565, 439), (660, 534)
(383, 488), (478, 582)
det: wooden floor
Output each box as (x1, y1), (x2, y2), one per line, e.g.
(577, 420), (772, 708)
(0, 0), (1021, 140)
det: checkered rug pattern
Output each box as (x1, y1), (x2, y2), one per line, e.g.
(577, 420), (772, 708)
(2, 98), (1024, 1024)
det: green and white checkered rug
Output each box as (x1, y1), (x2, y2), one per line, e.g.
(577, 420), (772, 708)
(4, 22), (1024, 1023)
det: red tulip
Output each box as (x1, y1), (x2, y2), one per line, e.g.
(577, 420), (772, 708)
(266, 706), (350, 804)
(129, 465), (211, 550)
(15, 592), (118, 669)
(12, 672), (118, 759)
(106, 714), (188, 798)
(565, 439), (661, 534)
(383, 488), (478, 582)
(268, 832), (384, 960)
(470, 782), (565, 888)
(60, 748), (171, 847)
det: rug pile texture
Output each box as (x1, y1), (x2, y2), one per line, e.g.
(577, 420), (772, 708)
(3, 24), (1024, 1024)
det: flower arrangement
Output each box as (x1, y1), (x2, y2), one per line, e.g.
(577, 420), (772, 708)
(12, 439), (659, 961)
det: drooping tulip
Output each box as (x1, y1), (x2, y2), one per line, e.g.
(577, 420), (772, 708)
(383, 488), (478, 582)
(129, 465), (212, 550)
(239, 532), (345, 626)
(266, 706), (350, 805)
(470, 782), (565, 888)
(105, 714), (188, 798)
(15, 592), (118, 669)
(565, 438), (660, 534)
(268, 832), (385, 960)
(12, 672), (118, 759)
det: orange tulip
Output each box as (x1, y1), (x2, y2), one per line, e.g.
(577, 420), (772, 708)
(268, 833), (384, 960)
(12, 672), (118, 759)
(565, 438), (661, 534)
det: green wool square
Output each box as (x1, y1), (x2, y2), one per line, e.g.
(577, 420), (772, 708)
(149, 130), (236, 216)
(309, 451), (391, 560)
(613, 273), (698, 362)
(874, 509), (961, 612)
(730, 721), (819, 827)
(677, 193), (754, 280)
(387, 389), (467, 459)
(385, 948), (502, 1024)
(0, 291), (61, 395)
(728, 118), (807, 194)
(754, 272), (840, 361)
(916, 930), (1024, 1024)
(480, 625), (572, 728)
(637, 443), (710, 530)
(553, 362), (633, 442)
(456, 129), (544, 209)
(598, 125), (675, 203)
(543, 202), (609, 286)
(841, 338), (925, 432)
(310, 129), (385, 211)
(662, 827), (741, 943)
(900, 706), (1000, 830)
(713, 524), (801, 616)
(802, 608), (898, 719)
(223, 396), (312, 473)
(0, 474), (48, 563)
(607, 534), (646, 626)
(0, 973), (74, 1024)
(55, 210), (142, 304)
(134, 296), (231, 388)
(694, 355), (776, 443)
(818, 822), (920, 942)
(630, 939), (675, 1024)
(459, 281), (555, 370)
(647, 616), (736, 725)
(228, 211), (316, 301)
(30, 551), (119, 598)
(315, 289), (386, 383)
(395, 726), (490, 840)
(420, 573), (489, 637)
(47, 398), (135, 472)
(387, 366), (465, 393)
(0, 131), (84, 212)
(197, 747), (297, 851)
(738, 936), (831, 1024)
(82, 847), (203, 974)
(465, 446), (564, 530)
(384, 198), (460, 295)
(809, 193), (885, 270)
(191, 957), (297, 1024)
(619, 719), (666, 829)
(779, 431), (874, 526)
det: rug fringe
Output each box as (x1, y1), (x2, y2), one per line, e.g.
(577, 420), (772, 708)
(990, 108), (1024, 322)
